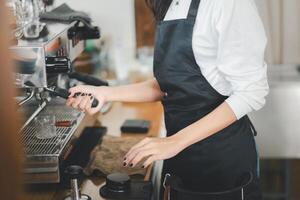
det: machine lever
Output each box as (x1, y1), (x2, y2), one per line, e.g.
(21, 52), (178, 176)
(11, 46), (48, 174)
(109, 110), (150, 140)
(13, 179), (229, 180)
(68, 72), (109, 87)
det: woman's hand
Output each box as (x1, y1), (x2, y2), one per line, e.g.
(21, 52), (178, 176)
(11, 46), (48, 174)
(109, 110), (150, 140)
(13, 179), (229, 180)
(124, 136), (185, 168)
(66, 85), (109, 115)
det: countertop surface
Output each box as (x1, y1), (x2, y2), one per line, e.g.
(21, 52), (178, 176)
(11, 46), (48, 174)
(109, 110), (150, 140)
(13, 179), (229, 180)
(24, 102), (163, 200)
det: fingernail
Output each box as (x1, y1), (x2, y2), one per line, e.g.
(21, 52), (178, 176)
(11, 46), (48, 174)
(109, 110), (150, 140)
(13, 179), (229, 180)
(88, 93), (92, 96)
(123, 162), (126, 167)
(74, 92), (81, 97)
(130, 163), (133, 167)
(142, 165), (145, 169)
(123, 157), (126, 161)
(81, 93), (85, 96)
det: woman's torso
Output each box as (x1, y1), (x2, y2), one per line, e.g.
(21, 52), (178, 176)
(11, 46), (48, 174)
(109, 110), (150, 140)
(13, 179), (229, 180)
(164, 0), (267, 97)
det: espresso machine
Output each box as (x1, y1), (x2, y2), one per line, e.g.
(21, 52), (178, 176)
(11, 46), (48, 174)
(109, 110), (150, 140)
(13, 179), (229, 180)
(11, 10), (107, 184)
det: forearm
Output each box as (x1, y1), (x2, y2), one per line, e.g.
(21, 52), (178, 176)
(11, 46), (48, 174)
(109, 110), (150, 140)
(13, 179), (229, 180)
(174, 102), (237, 149)
(105, 78), (164, 103)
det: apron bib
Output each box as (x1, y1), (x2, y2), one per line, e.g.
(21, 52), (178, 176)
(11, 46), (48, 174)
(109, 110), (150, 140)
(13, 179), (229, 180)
(153, 0), (262, 199)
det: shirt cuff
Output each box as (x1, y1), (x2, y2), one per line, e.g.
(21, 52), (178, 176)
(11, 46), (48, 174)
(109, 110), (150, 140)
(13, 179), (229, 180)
(225, 94), (253, 120)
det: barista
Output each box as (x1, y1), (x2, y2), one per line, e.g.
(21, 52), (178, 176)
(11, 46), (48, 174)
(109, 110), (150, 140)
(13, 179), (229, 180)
(67, 0), (269, 199)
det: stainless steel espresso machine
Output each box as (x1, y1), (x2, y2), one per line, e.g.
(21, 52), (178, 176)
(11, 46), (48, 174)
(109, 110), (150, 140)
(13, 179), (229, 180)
(12, 18), (105, 184)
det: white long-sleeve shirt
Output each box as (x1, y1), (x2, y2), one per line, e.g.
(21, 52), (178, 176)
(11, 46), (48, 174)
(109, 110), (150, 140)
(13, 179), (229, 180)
(164, 0), (269, 119)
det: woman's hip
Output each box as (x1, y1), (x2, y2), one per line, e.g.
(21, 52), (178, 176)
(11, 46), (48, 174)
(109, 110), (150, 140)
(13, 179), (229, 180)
(162, 130), (259, 192)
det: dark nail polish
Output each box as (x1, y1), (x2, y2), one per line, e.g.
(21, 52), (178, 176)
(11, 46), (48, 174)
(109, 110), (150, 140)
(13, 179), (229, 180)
(142, 165), (145, 169)
(130, 163), (133, 167)
(124, 157), (126, 161)
(81, 93), (85, 96)
(123, 162), (126, 166)
(74, 92), (81, 97)
(88, 93), (92, 96)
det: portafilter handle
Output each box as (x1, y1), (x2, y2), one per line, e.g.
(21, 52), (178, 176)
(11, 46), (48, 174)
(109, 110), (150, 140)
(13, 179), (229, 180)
(45, 87), (99, 108)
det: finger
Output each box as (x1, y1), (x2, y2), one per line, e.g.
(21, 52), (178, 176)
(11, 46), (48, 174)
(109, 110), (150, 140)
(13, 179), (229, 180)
(85, 98), (101, 115)
(124, 138), (152, 159)
(69, 85), (97, 98)
(66, 98), (75, 107)
(71, 94), (84, 110)
(125, 139), (154, 161)
(125, 142), (153, 166)
(68, 86), (83, 97)
(124, 148), (143, 166)
(143, 155), (160, 168)
(84, 100), (92, 115)
(79, 96), (90, 111)
(86, 97), (105, 115)
(131, 149), (156, 167)
(131, 137), (152, 150)
(67, 98), (77, 107)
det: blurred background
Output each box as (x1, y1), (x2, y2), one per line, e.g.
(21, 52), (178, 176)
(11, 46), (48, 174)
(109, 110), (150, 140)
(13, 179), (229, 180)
(2, 0), (300, 200)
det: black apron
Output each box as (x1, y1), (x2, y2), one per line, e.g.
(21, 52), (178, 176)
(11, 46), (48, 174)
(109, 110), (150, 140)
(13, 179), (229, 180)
(153, 0), (262, 199)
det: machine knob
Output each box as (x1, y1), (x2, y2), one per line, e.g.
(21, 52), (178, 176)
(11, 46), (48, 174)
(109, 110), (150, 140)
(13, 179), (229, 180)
(106, 173), (131, 192)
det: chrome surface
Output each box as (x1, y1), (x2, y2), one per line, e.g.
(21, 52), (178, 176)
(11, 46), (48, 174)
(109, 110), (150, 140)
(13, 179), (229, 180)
(21, 98), (85, 183)
(64, 195), (91, 200)
(249, 64), (300, 158)
(13, 19), (101, 183)
(21, 101), (83, 156)
(70, 179), (80, 200)
(18, 89), (35, 106)
(13, 20), (88, 184)
(14, 46), (47, 88)
(21, 100), (47, 130)
(11, 22), (85, 88)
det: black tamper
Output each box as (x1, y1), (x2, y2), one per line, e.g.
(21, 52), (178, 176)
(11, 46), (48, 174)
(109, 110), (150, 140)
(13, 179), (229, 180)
(100, 173), (130, 198)
(64, 165), (91, 200)
(100, 173), (152, 200)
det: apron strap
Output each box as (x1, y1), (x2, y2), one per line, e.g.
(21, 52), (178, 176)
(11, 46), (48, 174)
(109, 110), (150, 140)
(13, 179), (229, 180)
(187, 0), (201, 21)
(245, 116), (258, 136)
(163, 174), (171, 200)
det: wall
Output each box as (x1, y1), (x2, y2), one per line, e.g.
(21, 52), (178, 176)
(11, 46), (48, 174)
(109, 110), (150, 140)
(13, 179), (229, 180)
(55, 0), (137, 77)
(255, 0), (300, 65)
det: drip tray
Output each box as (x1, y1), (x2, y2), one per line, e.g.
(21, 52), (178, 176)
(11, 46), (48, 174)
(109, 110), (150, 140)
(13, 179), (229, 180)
(21, 100), (84, 184)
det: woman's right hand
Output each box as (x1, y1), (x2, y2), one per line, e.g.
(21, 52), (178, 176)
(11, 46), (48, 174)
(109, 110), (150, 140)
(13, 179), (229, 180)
(66, 85), (109, 115)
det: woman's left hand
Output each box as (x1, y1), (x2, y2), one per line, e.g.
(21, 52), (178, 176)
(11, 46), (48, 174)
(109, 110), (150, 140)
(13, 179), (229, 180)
(124, 136), (185, 168)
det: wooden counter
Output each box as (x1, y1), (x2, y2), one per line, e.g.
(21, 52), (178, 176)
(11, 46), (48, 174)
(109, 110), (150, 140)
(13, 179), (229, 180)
(24, 102), (163, 200)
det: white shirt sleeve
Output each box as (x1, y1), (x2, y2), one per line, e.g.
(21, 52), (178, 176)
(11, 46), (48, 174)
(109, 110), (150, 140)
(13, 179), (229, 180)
(214, 0), (269, 119)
